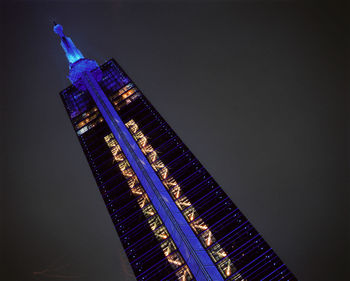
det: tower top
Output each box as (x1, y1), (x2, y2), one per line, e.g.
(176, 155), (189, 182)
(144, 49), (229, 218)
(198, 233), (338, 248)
(53, 23), (84, 65)
(53, 22), (100, 89)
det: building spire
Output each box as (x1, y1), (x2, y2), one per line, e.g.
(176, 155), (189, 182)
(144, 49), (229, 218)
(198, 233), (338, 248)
(53, 22), (84, 65)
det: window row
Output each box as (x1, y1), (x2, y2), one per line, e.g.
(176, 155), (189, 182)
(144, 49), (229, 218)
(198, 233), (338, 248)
(104, 133), (193, 281)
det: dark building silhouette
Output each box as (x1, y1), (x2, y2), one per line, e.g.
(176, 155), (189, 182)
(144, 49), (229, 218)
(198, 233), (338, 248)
(55, 23), (297, 281)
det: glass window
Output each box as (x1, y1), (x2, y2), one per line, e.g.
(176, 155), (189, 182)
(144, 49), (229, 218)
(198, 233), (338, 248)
(127, 175), (139, 188)
(166, 252), (184, 270)
(175, 196), (191, 210)
(217, 257), (236, 278)
(154, 226), (169, 241)
(170, 185), (182, 200)
(175, 265), (193, 281)
(160, 238), (176, 257)
(163, 177), (177, 190)
(148, 214), (162, 231)
(199, 229), (216, 248)
(142, 204), (156, 218)
(183, 206), (198, 222)
(131, 186), (144, 196)
(190, 217), (208, 234)
(137, 193), (150, 208)
(208, 243), (228, 263)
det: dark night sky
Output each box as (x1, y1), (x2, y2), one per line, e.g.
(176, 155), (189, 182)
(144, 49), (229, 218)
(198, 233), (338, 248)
(1, 1), (349, 281)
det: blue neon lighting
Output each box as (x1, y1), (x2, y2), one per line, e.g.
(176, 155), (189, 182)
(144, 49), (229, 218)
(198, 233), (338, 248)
(54, 23), (101, 90)
(82, 71), (224, 281)
(54, 24), (84, 65)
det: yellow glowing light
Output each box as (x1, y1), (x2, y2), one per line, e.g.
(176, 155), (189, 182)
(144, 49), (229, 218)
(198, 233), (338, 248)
(163, 246), (171, 256)
(159, 167), (168, 179)
(105, 132), (179, 270)
(193, 223), (208, 231)
(131, 188), (143, 195)
(118, 161), (129, 171)
(158, 233), (168, 239)
(139, 196), (147, 208)
(176, 198), (191, 209)
(141, 145), (153, 154)
(134, 131), (144, 140)
(138, 137), (148, 147)
(206, 231), (212, 247)
(129, 125), (138, 134)
(128, 176), (138, 188)
(171, 186), (181, 199)
(122, 168), (134, 178)
(148, 151), (158, 162)
(111, 146), (121, 155)
(113, 154), (124, 162)
(189, 210), (195, 221)
(124, 121), (238, 276)
(152, 161), (165, 171)
(225, 259), (232, 277)
(163, 178), (177, 190)
(167, 255), (183, 266)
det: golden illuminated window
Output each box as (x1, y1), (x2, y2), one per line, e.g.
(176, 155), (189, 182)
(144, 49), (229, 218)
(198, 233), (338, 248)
(158, 167), (169, 179)
(125, 119), (136, 127)
(75, 112), (99, 130)
(154, 226), (169, 241)
(166, 252), (184, 269)
(121, 88), (136, 100)
(142, 204), (156, 218)
(118, 160), (130, 171)
(183, 206), (198, 222)
(148, 214), (162, 230)
(131, 186), (144, 196)
(190, 217), (208, 234)
(134, 130), (144, 140)
(147, 151), (158, 163)
(208, 243), (228, 263)
(123, 120), (239, 278)
(170, 185), (182, 199)
(160, 239), (176, 257)
(138, 137), (148, 147)
(163, 177), (177, 190)
(113, 153), (125, 162)
(122, 168), (134, 178)
(127, 176), (139, 188)
(151, 160), (165, 171)
(175, 265), (193, 281)
(137, 193), (150, 208)
(218, 257), (236, 278)
(175, 196), (191, 210)
(199, 229), (216, 247)
(129, 124), (138, 134)
(141, 144), (154, 154)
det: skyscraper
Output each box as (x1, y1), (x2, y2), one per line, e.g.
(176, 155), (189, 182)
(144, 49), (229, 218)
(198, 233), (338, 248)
(55, 23), (297, 281)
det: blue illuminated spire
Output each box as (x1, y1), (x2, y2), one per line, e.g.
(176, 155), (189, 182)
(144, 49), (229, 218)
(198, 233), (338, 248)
(53, 22), (84, 65)
(53, 22), (101, 89)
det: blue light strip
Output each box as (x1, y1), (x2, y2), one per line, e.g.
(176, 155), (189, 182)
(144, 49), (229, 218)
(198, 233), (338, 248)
(82, 71), (224, 281)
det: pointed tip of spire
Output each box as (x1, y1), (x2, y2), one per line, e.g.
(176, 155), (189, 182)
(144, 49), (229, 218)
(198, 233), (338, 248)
(53, 22), (64, 37)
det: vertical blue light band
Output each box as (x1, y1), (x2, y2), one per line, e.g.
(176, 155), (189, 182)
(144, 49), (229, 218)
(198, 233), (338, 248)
(82, 71), (224, 281)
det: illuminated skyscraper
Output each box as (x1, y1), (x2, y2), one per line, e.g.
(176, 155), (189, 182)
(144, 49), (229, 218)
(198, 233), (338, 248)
(55, 23), (297, 281)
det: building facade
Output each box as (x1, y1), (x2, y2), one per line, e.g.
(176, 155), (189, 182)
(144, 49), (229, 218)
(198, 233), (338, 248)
(55, 23), (297, 281)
